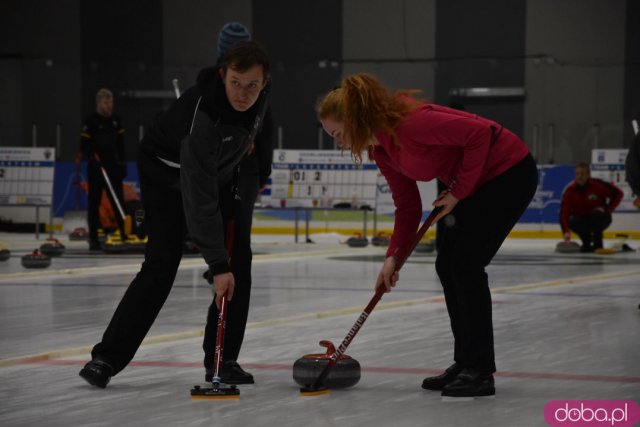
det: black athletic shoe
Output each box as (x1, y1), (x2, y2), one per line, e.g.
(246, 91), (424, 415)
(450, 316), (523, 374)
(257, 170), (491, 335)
(422, 363), (463, 391)
(441, 368), (495, 398)
(205, 361), (254, 384)
(79, 358), (114, 388)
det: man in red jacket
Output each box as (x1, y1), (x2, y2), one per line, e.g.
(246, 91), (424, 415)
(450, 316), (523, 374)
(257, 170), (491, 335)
(560, 163), (623, 252)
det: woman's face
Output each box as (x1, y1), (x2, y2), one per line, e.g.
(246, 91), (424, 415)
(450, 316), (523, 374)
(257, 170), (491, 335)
(321, 117), (350, 149)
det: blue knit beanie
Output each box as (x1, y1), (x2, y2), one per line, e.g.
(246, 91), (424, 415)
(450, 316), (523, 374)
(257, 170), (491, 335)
(217, 22), (251, 59)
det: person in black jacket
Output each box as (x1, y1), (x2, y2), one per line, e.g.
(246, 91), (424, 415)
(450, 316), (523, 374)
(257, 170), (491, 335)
(80, 89), (128, 250)
(79, 42), (271, 389)
(200, 22), (274, 385)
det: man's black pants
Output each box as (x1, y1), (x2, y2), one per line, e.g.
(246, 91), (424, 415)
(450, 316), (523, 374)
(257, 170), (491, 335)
(202, 169), (260, 368)
(91, 153), (185, 375)
(568, 211), (611, 249)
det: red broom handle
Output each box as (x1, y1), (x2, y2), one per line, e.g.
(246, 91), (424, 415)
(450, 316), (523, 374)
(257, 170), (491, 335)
(309, 207), (442, 389)
(212, 219), (236, 384)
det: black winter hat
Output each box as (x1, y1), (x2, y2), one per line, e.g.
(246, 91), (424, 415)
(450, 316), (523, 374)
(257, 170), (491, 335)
(217, 22), (251, 59)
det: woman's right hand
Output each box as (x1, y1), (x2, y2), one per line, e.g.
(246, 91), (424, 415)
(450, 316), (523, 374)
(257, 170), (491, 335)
(375, 256), (399, 293)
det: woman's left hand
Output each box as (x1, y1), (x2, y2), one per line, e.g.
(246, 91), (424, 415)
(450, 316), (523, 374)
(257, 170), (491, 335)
(432, 191), (459, 223)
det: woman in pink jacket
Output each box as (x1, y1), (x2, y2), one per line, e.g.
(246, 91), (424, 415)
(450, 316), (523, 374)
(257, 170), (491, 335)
(317, 74), (537, 399)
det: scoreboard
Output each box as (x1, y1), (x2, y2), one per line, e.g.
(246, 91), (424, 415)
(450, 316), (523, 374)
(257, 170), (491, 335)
(270, 150), (378, 208)
(591, 148), (634, 211)
(0, 146), (56, 207)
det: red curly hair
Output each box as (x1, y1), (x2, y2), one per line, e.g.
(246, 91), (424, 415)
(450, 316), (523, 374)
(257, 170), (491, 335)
(317, 73), (420, 162)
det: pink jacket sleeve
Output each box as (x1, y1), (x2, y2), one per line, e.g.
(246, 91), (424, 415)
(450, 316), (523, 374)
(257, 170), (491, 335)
(374, 146), (423, 259)
(433, 120), (494, 200)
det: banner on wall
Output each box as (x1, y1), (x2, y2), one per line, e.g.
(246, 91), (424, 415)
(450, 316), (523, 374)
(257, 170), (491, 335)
(42, 159), (626, 228)
(520, 165), (574, 224)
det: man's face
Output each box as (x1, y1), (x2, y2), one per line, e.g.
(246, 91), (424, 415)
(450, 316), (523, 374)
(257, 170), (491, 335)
(220, 64), (266, 112)
(96, 97), (113, 117)
(575, 166), (590, 186)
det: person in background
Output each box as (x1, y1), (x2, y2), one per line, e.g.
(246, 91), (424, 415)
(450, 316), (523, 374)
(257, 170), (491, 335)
(560, 162), (623, 252)
(200, 22), (274, 385)
(317, 73), (537, 399)
(80, 89), (128, 250)
(79, 42), (271, 389)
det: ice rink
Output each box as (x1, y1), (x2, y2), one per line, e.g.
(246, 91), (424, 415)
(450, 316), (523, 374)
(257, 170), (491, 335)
(1, 233), (639, 427)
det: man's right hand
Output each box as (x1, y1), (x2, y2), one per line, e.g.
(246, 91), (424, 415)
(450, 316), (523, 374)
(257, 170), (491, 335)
(213, 272), (235, 310)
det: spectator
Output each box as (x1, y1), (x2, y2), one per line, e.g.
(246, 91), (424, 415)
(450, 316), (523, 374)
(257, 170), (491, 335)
(560, 162), (623, 252)
(80, 88), (127, 250)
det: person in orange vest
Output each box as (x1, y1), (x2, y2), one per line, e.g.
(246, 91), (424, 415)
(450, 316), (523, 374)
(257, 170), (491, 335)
(80, 88), (128, 250)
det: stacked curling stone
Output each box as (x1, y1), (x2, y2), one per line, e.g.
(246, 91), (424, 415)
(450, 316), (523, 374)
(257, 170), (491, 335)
(0, 241), (10, 262)
(555, 241), (580, 253)
(21, 249), (51, 269)
(69, 227), (88, 241)
(40, 237), (66, 257)
(346, 233), (368, 248)
(371, 232), (390, 247)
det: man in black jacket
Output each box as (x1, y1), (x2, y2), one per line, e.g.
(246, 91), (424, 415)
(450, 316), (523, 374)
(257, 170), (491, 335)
(79, 42), (271, 389)
(200, 21), (274, 385)
(80, 89), (128, 250)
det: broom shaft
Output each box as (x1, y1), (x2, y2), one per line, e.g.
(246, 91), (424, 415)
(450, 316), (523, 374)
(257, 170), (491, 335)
(311, 207), (442, 389)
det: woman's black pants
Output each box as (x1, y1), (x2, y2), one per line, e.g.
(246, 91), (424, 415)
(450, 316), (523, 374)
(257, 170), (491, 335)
(435, 154), (537, 374)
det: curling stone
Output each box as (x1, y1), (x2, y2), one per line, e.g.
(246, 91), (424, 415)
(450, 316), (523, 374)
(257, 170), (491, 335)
(555, 241), (580, 253)
(346, 233), (369, 248)
(293, 340), (361, 389)
(371, 233), (390, 247)
(40, 238), (66, 257)
(21, 249), (51, 269)
(69, 227), (88, 241)
(415, 239), (435, 253)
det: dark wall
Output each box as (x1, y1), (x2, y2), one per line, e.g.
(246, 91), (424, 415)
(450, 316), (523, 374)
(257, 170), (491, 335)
(1, 0), (632, 161)
(253, 0), (342, 149)
(0, 0), (164, 161)
(435, 0), (526, 137)
(0, 0), (81, 159)
(80, 1), (164, 161)
(624, 0), (640, 145)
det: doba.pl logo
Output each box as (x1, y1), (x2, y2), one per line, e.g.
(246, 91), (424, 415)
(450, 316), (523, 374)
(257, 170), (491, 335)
(545, 401), (640, 427)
